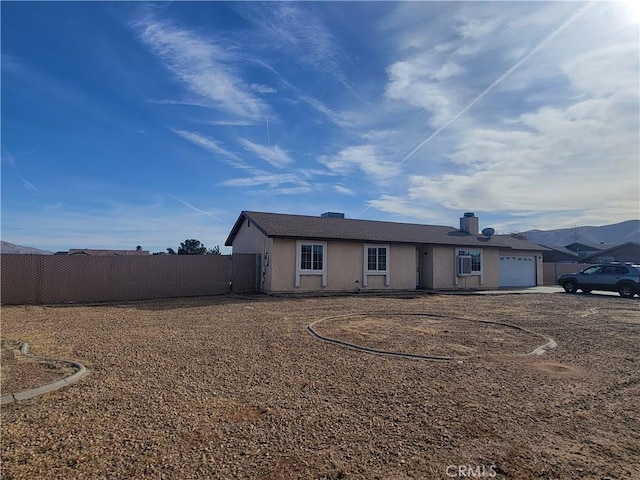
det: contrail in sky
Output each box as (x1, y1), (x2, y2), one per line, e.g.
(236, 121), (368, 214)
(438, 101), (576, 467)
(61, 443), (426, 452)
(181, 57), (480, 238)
(400, 1), (595, 165)
(170, 195), (220, 219)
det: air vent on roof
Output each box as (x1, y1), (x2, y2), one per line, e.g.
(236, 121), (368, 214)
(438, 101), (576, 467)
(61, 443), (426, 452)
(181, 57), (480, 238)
(321, 212), (345, 218)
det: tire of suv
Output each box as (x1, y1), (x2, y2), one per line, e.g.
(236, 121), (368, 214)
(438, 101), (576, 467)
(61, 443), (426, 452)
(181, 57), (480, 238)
(563, 280), (578, 294)
(617, 283), (635, 298)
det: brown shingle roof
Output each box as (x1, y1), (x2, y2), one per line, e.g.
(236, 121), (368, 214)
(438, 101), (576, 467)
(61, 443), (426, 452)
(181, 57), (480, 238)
(225, 211), (547, 251)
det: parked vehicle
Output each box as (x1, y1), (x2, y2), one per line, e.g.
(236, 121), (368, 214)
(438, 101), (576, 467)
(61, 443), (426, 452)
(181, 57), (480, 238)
(557, 263), (640, 298)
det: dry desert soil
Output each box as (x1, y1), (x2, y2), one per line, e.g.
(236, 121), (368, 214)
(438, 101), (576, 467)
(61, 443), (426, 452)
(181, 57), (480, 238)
(1, 292), (639, 479)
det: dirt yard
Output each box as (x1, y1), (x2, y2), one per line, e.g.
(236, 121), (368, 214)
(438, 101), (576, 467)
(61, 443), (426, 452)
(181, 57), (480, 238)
(1, 293), (638, 479)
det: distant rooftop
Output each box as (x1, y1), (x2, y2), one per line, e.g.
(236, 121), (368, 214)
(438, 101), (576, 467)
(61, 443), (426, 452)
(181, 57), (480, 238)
(66, 249), (150, 256)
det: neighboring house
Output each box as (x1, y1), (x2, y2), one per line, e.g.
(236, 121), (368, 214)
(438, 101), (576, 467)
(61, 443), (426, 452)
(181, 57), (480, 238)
(225, 211), (548, 293)
(563, 242), (607, 259)
(66, 249), (150, 256)
(541, 246), (580, 263)
(581, 242), (640, 264)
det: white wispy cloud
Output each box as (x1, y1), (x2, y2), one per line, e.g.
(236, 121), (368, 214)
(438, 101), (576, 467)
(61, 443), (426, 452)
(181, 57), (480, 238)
(334, 185), (355, 196)
(319, 145), (402, 183)
(374, 39), (639, 227)
(366, 1), (638, 231)
(240, 138), (293, 168)
(136, 16), (268, 119)
(220, 171), (312, 194)
(385, 55), (463, 128)
(241, 2), (353, 91)
(298, 95), (354, 129)
(18, 175), (37, 192)
(367, 194), (442, 222)
(250, 83), (276, 94)
(1, 148), (17, 167)
(203, 120), (255, 126)
(171, 129), (248, 169)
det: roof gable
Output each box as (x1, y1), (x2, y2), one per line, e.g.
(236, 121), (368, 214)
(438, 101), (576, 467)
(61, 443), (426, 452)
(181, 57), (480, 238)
(564, 242), (607, 252)
(581, 242), (640, 261)
(226, 211), (547, 251)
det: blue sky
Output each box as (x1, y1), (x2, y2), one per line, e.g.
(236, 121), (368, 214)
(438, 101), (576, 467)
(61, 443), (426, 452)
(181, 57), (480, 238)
(2, 1), (638, 253)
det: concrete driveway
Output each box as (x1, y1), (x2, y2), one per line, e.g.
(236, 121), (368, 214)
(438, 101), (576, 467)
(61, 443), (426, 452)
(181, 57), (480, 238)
(492, 285), (638, 298)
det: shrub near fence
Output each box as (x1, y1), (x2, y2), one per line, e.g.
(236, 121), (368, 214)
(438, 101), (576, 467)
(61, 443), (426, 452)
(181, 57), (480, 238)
(0, 254), (260, 305)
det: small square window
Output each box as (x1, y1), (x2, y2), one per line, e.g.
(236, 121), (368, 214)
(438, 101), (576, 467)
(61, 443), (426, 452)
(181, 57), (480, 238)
(300, 243), (324, 271)
(367, 246), (388, 271)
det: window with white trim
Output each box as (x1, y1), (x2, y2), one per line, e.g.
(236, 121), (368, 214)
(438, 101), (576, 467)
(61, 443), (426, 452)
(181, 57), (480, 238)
(364, 244), (390, 287)
(367, 246), (387, 271)
(296, 241), (327, 287)
(457, 249), (482, 275)
(300, 243), (324, 271)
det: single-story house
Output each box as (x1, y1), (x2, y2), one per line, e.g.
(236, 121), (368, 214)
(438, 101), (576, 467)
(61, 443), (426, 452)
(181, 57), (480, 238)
(541, 245), (580, 263)
(580, 242), (640, 264)
(564, 242), (607, 259)
(225, 211), (548, 294)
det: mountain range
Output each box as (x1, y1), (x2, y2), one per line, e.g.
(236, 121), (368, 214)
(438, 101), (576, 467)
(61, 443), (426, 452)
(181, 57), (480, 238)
(1, 241), (54, 255)
(520, 220), (640, 247)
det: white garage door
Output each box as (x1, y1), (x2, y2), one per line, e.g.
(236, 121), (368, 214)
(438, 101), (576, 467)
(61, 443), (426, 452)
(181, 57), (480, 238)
(499, 256), (536, 287)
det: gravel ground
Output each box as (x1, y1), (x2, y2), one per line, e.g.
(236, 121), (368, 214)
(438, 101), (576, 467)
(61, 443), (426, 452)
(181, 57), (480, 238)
(1, 293), (639, 480)
(1, 340), (76, 394)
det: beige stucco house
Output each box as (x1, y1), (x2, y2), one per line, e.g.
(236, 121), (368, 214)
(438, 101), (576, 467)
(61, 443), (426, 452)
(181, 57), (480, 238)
(225, 211), (547, 294)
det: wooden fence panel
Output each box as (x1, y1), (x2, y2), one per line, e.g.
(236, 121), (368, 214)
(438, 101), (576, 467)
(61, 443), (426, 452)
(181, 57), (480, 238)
(543, 262), (594, 285)
(231, 254), (261, 294)
(1, 254), (259, 305)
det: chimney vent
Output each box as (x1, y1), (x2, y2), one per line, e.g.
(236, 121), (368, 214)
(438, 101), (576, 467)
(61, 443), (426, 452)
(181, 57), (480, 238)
(460, 213), (479, 235)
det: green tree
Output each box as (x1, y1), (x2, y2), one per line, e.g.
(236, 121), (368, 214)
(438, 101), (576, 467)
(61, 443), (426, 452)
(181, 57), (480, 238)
(206, 245), (221, 255)
(178, 239), (207, 255)
(166, 247), (177, 255)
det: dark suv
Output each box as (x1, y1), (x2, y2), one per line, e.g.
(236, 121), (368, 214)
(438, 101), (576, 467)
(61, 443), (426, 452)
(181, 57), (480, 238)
(558, 263), (640, 298)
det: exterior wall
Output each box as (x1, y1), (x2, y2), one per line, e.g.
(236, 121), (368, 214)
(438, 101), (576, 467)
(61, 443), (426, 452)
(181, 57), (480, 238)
(385, 243), (416, 290)
(231, 217), (269, 254)
(425, 246), (523, 290)
(431, 245), (456, 289)
(418, 246), (431, 288)
(230, 223), (548, 293)
(479, 249), (500, 288)
(268, 239), (297, 292)
(230, 217), (272, 292)
(266, 239), (416, 293)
